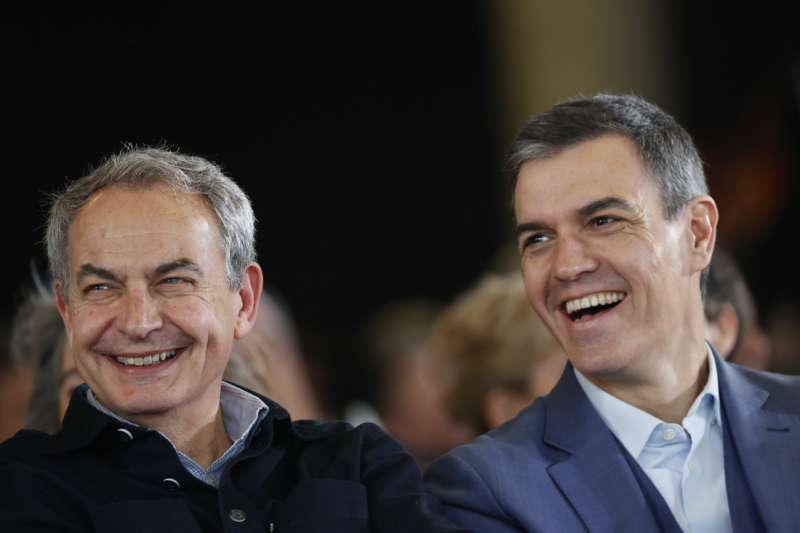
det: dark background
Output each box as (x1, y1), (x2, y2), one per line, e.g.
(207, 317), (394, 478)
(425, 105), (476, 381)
(2, 3), (798, 412)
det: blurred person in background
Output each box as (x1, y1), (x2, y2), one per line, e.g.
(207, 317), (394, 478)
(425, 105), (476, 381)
(427, 273), (565, 438)
(9, 287), (79, 434)
(226, 291), (324, 420)
(0, 323), (34, 442)
(703, 248), (771, 370)
(360, 300), (472, 468)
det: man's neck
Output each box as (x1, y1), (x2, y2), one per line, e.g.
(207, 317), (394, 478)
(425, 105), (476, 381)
(164, 410), (232, 469)
(114, 393), (233, 469)
(587, 343), (710, 424)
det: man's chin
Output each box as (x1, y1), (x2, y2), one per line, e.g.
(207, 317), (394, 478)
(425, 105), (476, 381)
(96, 391), (176, 419)
(566, 348), (632, 379)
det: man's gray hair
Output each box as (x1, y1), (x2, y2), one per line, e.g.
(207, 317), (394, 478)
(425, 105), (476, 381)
(47, 147), (256, 294)
(506, 93), (707, 220)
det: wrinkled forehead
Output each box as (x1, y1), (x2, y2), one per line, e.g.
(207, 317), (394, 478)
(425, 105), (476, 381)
(66, 185), (224, 271)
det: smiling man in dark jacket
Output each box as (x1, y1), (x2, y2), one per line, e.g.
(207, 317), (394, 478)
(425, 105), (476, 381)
(0, 148), (467, 533)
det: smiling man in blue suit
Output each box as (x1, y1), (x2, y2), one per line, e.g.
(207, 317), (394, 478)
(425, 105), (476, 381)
(425, 94), (800, 533)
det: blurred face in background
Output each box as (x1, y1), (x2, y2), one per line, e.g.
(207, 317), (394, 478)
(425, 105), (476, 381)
(58, 344), (82, 422)
(0, 361), (33, 442)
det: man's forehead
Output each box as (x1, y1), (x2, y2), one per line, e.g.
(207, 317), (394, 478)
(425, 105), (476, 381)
(514, 137), (657, 219)
(73, 184), (211, 220)
(66, 185), (224, 276)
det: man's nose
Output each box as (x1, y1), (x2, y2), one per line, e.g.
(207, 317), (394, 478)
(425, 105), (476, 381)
(553, 236), (598, 281)
(118, 288), (163, 339)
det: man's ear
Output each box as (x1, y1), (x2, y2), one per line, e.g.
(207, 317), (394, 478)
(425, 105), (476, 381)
(686, 195), (718, 275)
(233, 263), (263, 340)
(54, 281), (73, 343)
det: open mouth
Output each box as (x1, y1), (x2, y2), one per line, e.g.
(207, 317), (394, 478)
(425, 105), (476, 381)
(564, 292), (626, 322)
(108, 347), (187, 367)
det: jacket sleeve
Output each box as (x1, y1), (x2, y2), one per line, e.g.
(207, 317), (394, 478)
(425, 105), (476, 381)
(424, 451), (524, 533)
(356, 423), (475, 533)
(0, 463), (89, 533)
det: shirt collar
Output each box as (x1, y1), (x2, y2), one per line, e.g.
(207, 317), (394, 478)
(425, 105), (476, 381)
(574, 343), (721, 459)
(84, 381), (269, 442)
(50, 383), (289, 456)
(219, 381), (269, 441)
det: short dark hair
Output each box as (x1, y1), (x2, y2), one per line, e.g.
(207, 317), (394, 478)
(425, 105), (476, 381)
(506, 93), (707, 220)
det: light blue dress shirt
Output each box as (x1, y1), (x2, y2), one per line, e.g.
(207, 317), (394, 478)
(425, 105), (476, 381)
(86, 381), (269, 488)
(574, 346), (733, 533)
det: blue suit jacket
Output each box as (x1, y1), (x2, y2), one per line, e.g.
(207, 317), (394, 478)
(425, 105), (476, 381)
(425, 353), (800, 532)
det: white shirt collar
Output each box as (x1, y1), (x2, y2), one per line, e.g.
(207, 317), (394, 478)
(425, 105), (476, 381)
(573, 343), (721, 459)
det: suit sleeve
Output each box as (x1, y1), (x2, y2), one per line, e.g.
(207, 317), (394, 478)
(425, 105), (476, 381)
(357, 423), (475, 533)
(425, 451), (524, 533)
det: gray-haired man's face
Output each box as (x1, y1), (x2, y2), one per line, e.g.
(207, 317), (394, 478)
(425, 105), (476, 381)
(55, 184), (246, 420)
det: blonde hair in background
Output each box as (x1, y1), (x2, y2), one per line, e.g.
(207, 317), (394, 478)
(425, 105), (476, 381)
(428, 273), (564, 433)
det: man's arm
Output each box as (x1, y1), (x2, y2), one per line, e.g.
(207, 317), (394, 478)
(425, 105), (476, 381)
(424, 451), (524, 533)
(357, 422), (474, 533)
(0, 463), (89, 533)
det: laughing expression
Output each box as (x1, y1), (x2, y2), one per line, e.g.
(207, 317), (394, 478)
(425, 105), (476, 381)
(56, 184), (246, 421)
(514, 135), (700, 380)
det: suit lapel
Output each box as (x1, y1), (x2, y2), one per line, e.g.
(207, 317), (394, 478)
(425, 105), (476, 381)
(717, 355), (800, 533)
(543, 366), (662, 533)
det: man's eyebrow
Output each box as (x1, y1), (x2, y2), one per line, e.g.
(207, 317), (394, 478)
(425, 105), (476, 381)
(151, 258), (203, 278)
(515, 221), (549, 237)
(76, 264), (120, 286)
(515, 196), (635, 236)
(577, 197), (635, 218)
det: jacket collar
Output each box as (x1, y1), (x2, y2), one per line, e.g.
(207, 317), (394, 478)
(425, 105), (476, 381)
(544, 352), (800, 533)
(542, 365), (662, 533)
(715, 351), (800, 533)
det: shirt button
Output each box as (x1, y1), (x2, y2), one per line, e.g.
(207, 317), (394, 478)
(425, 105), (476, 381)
(663, 428), (676, 441)
(229, 509), (247, 523)
(116, 428), (134, 442)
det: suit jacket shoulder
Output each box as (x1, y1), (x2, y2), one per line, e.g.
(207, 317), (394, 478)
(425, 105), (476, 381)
(427, 357), (800, 533)
(426, 400), (548, 532)
(725, 361), (800, 410)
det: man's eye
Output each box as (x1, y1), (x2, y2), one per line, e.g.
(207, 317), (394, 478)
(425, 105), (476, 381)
(161, 277), (190, 286)
(591, 215), (618, 227)
(85, 284), (111, 293)
(522, 233), (551, 249)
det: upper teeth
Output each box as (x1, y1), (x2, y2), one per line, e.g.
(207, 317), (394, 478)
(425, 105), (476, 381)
(115, 350), (176, 367)
(565, 292), (625, 315)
